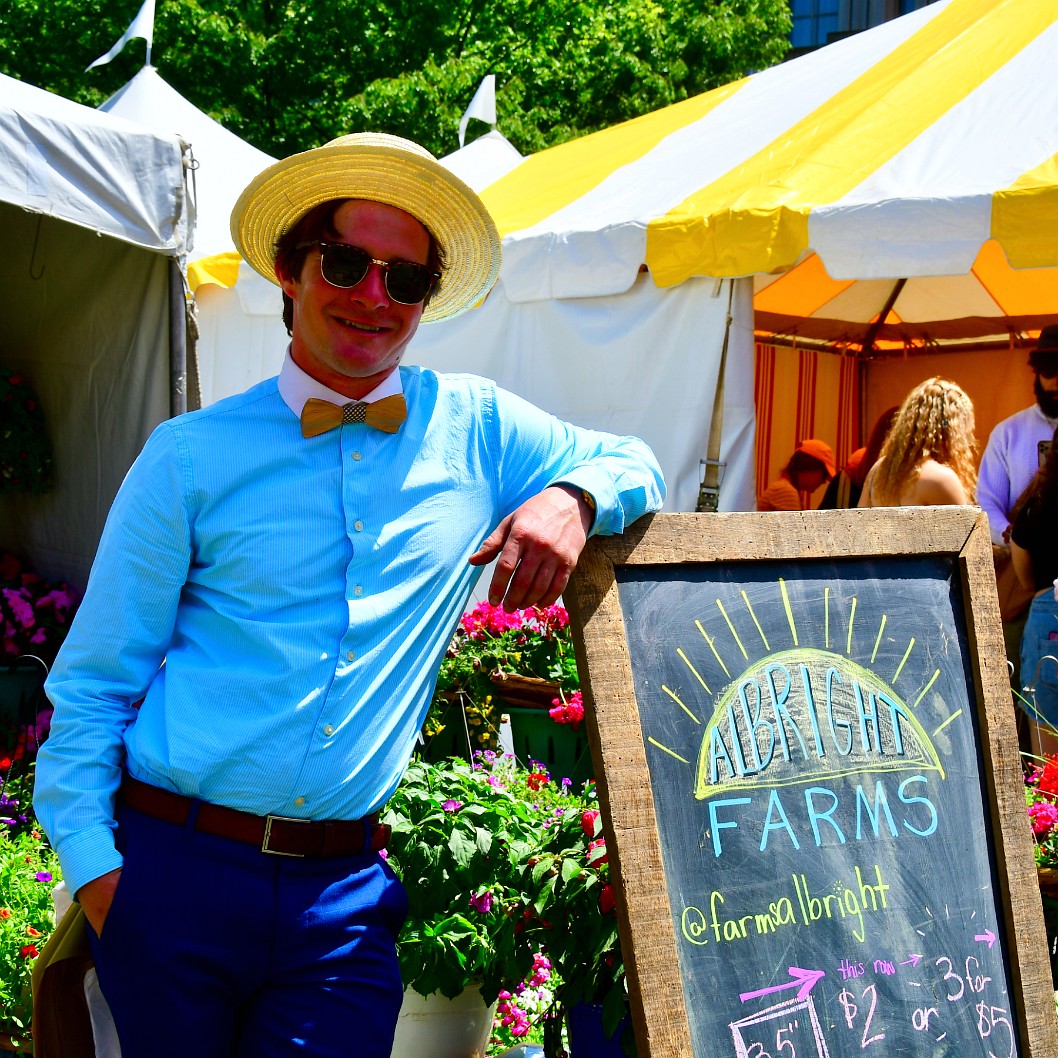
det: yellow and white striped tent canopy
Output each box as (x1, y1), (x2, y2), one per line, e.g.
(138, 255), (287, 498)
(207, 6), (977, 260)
(482, 0), (1058, 348)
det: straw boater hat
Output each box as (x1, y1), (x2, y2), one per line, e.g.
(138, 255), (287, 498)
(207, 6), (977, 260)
(230, 132), (501, 324)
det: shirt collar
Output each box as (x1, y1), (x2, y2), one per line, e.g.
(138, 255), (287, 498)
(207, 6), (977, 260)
(277, 348), (404, 418)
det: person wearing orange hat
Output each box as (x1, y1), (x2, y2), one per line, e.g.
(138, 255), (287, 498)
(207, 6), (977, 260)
(757, 438), (836, 511)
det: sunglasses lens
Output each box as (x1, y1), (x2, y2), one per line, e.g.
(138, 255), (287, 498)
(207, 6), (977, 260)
(385, 263), (434, 305)
(319, 245), (371, 288)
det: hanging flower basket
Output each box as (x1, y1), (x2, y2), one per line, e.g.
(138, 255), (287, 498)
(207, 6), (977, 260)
(0, 373), (54, 495)
(489, 672), (562, 710)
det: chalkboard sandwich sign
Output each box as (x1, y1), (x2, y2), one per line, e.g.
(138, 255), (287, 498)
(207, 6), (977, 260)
(564, 507), (1057, 1058)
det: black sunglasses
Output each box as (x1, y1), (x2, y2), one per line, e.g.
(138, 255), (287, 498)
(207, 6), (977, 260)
(296, 241), (440, 305)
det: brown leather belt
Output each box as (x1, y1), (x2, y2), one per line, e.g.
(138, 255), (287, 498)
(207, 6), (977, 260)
(120, 774), (390, 858)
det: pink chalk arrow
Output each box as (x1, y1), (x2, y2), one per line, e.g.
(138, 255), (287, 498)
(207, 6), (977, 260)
(974, 930), (996, 949)
(899, 954), (923, 967)
(740, 967), (825, 1004)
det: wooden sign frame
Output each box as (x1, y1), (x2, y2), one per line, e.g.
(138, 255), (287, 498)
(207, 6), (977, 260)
(565, 508), (1057, 1058)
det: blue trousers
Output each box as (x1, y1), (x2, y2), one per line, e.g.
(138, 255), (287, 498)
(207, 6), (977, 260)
(87, 802), (408, 1057)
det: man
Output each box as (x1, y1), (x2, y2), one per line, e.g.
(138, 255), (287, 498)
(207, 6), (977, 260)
(978, 325), (1058, 545)
(977, 327), (1058, 688)
(34, 133), (665, 1057)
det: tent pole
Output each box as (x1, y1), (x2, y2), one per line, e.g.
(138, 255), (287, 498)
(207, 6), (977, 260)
(169, 258), (187, 417)
(696, 278), (734, 513)
(860, 277), (906, 358)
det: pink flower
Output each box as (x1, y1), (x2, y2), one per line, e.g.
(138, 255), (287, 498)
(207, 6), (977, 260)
(469, 890), (494, 914)
(1029, 800), (1058, 836)
(441, 799), (462, 813)
(3, 589), (34, 628)
(549, 691), (585, 730)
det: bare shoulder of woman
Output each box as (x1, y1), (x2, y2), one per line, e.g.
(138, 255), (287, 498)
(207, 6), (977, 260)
(912, 460), (971, 506)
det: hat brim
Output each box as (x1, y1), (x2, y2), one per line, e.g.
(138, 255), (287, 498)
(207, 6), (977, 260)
(231, 139), (501, 324)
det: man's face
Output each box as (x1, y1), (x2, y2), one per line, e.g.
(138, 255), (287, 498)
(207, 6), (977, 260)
(1035, 366), (1058, 419)
(277, 199), (431, 399)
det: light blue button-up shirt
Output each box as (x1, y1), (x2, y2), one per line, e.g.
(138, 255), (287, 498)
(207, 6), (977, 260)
(36, 356), (665, 895)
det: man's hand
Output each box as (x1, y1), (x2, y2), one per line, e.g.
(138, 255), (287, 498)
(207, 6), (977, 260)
(78, 867), (123, 937)
(469, 485), (594, 611)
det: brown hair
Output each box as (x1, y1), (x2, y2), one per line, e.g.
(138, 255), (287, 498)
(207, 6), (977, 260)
(851, 406), (899, 487)
(871, 377), (977, 506)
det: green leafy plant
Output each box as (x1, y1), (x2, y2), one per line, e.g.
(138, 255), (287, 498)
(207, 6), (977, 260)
(382, 756), (556, 1004)
(514, 781), (633, 1057)
(0, 768), (62, 1048)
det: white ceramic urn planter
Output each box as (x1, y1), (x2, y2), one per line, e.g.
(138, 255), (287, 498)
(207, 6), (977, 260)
(389, 984), (498, 1058)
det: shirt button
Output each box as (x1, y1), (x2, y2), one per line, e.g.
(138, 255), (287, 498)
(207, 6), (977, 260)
(354, 519), (364, 532)
(323, 724), (335, 736)
(294, 796), (305, 808)
(346, 649), (355, 661)
(353, 585), (364, 597)
(351, 451), (362, 461)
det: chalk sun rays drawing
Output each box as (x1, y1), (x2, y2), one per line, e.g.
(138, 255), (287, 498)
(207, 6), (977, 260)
(645, 577), (956, 795)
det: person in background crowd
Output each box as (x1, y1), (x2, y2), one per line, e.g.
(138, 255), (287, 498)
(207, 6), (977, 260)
(1010, 423), (1058, 759)
(33, 132), (665, 1058)
(978, 327), (1058, 689)
(858, 377), (976, 508)
(978, 326), (1058, 544)
(757, 439), (836, 512)
(818, 406), (898, 510)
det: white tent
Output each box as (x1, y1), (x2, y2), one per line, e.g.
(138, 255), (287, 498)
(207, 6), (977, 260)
(98, 69), (533, 408)
(92, 68), (750, 513)
(98, 66), (289, 406)
(0, 72), (191, 588)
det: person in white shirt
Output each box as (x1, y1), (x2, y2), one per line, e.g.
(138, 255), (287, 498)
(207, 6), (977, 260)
(978, 326), (1058, 545)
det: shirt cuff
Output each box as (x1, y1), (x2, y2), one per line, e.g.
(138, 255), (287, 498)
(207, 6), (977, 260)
(55, 824), (123, 900)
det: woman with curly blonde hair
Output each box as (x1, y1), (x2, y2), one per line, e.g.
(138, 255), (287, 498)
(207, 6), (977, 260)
(858, 377), (977, 507)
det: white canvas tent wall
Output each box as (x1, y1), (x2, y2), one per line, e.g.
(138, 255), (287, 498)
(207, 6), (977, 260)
(98, 66), (289, 406)
(0, 72), (190, 588)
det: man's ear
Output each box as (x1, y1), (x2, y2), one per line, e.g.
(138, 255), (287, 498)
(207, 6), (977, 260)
(275, 258), (298, 298)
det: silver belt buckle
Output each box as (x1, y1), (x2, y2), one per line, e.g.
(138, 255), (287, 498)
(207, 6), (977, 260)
(261, 814), (306, 857)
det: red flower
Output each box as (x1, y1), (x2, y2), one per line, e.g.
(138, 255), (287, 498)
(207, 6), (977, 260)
(587, 838), (608, 867)
(20, 944), (39, 959)
(526, 771), (549, 791)
(25, 926), (41, 937)
(1040, 755), (1058, 798)
(580, 809), (600, 837)
(0, 909), (11, 920)
(598, 884), (615, 914)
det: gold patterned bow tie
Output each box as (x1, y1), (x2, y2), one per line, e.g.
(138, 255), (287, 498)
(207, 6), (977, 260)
(300, 394), (407, 438)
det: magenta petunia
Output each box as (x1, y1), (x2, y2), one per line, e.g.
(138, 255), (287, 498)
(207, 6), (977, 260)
(469, 890), (494, 914)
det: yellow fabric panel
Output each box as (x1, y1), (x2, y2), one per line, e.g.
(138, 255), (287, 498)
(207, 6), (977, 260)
(647, 0), (1058, 284)
(188, 252), (242, 292)
(992, 152), (1058, 268)
(480, 81), (746, 238)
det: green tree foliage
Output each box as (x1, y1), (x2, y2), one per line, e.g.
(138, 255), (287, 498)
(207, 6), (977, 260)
(0, 0), (790, 157)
